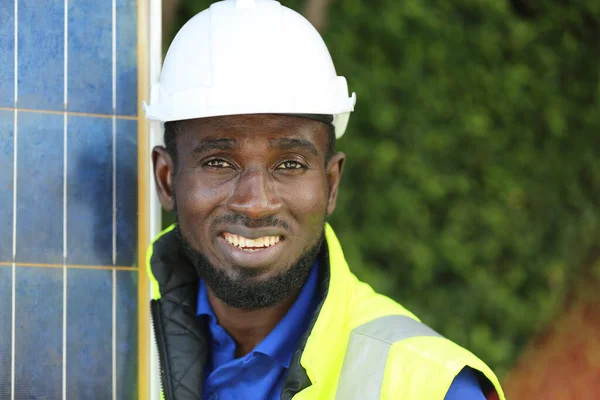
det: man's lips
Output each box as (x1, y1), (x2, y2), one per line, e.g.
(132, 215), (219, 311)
(218, 225), (288, 240)
(222, 232), (281, 250)
(215, 228), (287, 268)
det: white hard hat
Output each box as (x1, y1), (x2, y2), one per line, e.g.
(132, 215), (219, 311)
(143, 0), (356, 138)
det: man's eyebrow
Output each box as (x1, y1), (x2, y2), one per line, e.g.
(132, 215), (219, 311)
(192, 138), (240, 155)
(269, 138), (319, 156)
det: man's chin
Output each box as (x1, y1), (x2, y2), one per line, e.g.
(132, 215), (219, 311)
(187, 241), (323, 310)
(200, 259), (311, 309)
(176, 223), (325, 309)
(223, 264), (272, 280)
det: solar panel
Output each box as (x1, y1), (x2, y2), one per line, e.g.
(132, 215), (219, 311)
(0, 0), (140, 397)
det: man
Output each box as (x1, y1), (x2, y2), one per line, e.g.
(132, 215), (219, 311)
(144, 1), (505, 399)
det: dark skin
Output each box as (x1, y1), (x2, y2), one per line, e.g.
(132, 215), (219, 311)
(153, 114), (345, 356)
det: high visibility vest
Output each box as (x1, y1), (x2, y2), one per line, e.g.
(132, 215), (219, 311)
(147, 224), (505, 399)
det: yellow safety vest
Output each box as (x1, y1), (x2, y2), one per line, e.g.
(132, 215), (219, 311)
(147, 224), (506, 399)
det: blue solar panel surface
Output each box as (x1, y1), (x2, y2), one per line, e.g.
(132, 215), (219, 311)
(0, 0), (139, 397)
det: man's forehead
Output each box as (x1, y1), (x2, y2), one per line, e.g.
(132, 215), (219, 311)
(177, 114), (328, 142)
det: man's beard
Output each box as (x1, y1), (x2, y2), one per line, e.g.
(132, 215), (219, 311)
(175, 224), (325, 310)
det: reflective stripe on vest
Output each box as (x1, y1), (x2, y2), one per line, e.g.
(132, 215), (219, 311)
(335, 315), (442, 399)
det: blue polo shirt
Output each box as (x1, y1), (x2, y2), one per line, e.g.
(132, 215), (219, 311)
(197, 261), (486, 400)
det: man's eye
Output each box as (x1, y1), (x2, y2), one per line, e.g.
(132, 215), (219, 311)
(277, 161), (305, 170)
(205, 159), (232, 168)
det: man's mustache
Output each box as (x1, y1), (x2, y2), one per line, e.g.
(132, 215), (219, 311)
(212, 214), (293, 234)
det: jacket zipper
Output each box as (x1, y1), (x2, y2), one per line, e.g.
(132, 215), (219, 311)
(151, 299), (175, 400)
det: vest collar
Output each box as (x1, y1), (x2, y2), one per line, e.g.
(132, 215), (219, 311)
(294, 224), (353, 396)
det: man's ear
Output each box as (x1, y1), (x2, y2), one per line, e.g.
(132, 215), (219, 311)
(326, 152), (346, 216)
(152, 146), (176, 212)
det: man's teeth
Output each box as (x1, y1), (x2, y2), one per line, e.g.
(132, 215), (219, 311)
(223, 233), (280, 249)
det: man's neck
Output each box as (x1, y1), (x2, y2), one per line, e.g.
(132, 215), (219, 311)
(206, 286), (302, 358)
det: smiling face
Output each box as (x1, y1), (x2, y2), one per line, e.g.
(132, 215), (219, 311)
(153, 114), (345, 308)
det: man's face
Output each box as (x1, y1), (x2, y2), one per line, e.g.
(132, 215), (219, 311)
(153, 114), (345, 308)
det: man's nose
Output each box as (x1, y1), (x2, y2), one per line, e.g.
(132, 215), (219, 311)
(226, 167), (282, 220)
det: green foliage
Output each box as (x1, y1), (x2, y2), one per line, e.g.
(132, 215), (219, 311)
(167, 0), (600, 376)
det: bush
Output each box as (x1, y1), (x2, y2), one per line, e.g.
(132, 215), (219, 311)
(167, 0), (600, 376)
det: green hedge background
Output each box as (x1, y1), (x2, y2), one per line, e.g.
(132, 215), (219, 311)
(164, 0), (600, 377)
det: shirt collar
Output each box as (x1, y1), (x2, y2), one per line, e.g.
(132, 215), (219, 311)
(196, 260), (320, 368)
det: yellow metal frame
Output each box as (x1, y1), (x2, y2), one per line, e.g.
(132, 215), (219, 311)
(137, 0), (151, 398)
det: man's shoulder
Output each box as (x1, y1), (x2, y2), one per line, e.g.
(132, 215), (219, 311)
(339, 281), (502, 399)
(343, 277), (421, 328)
